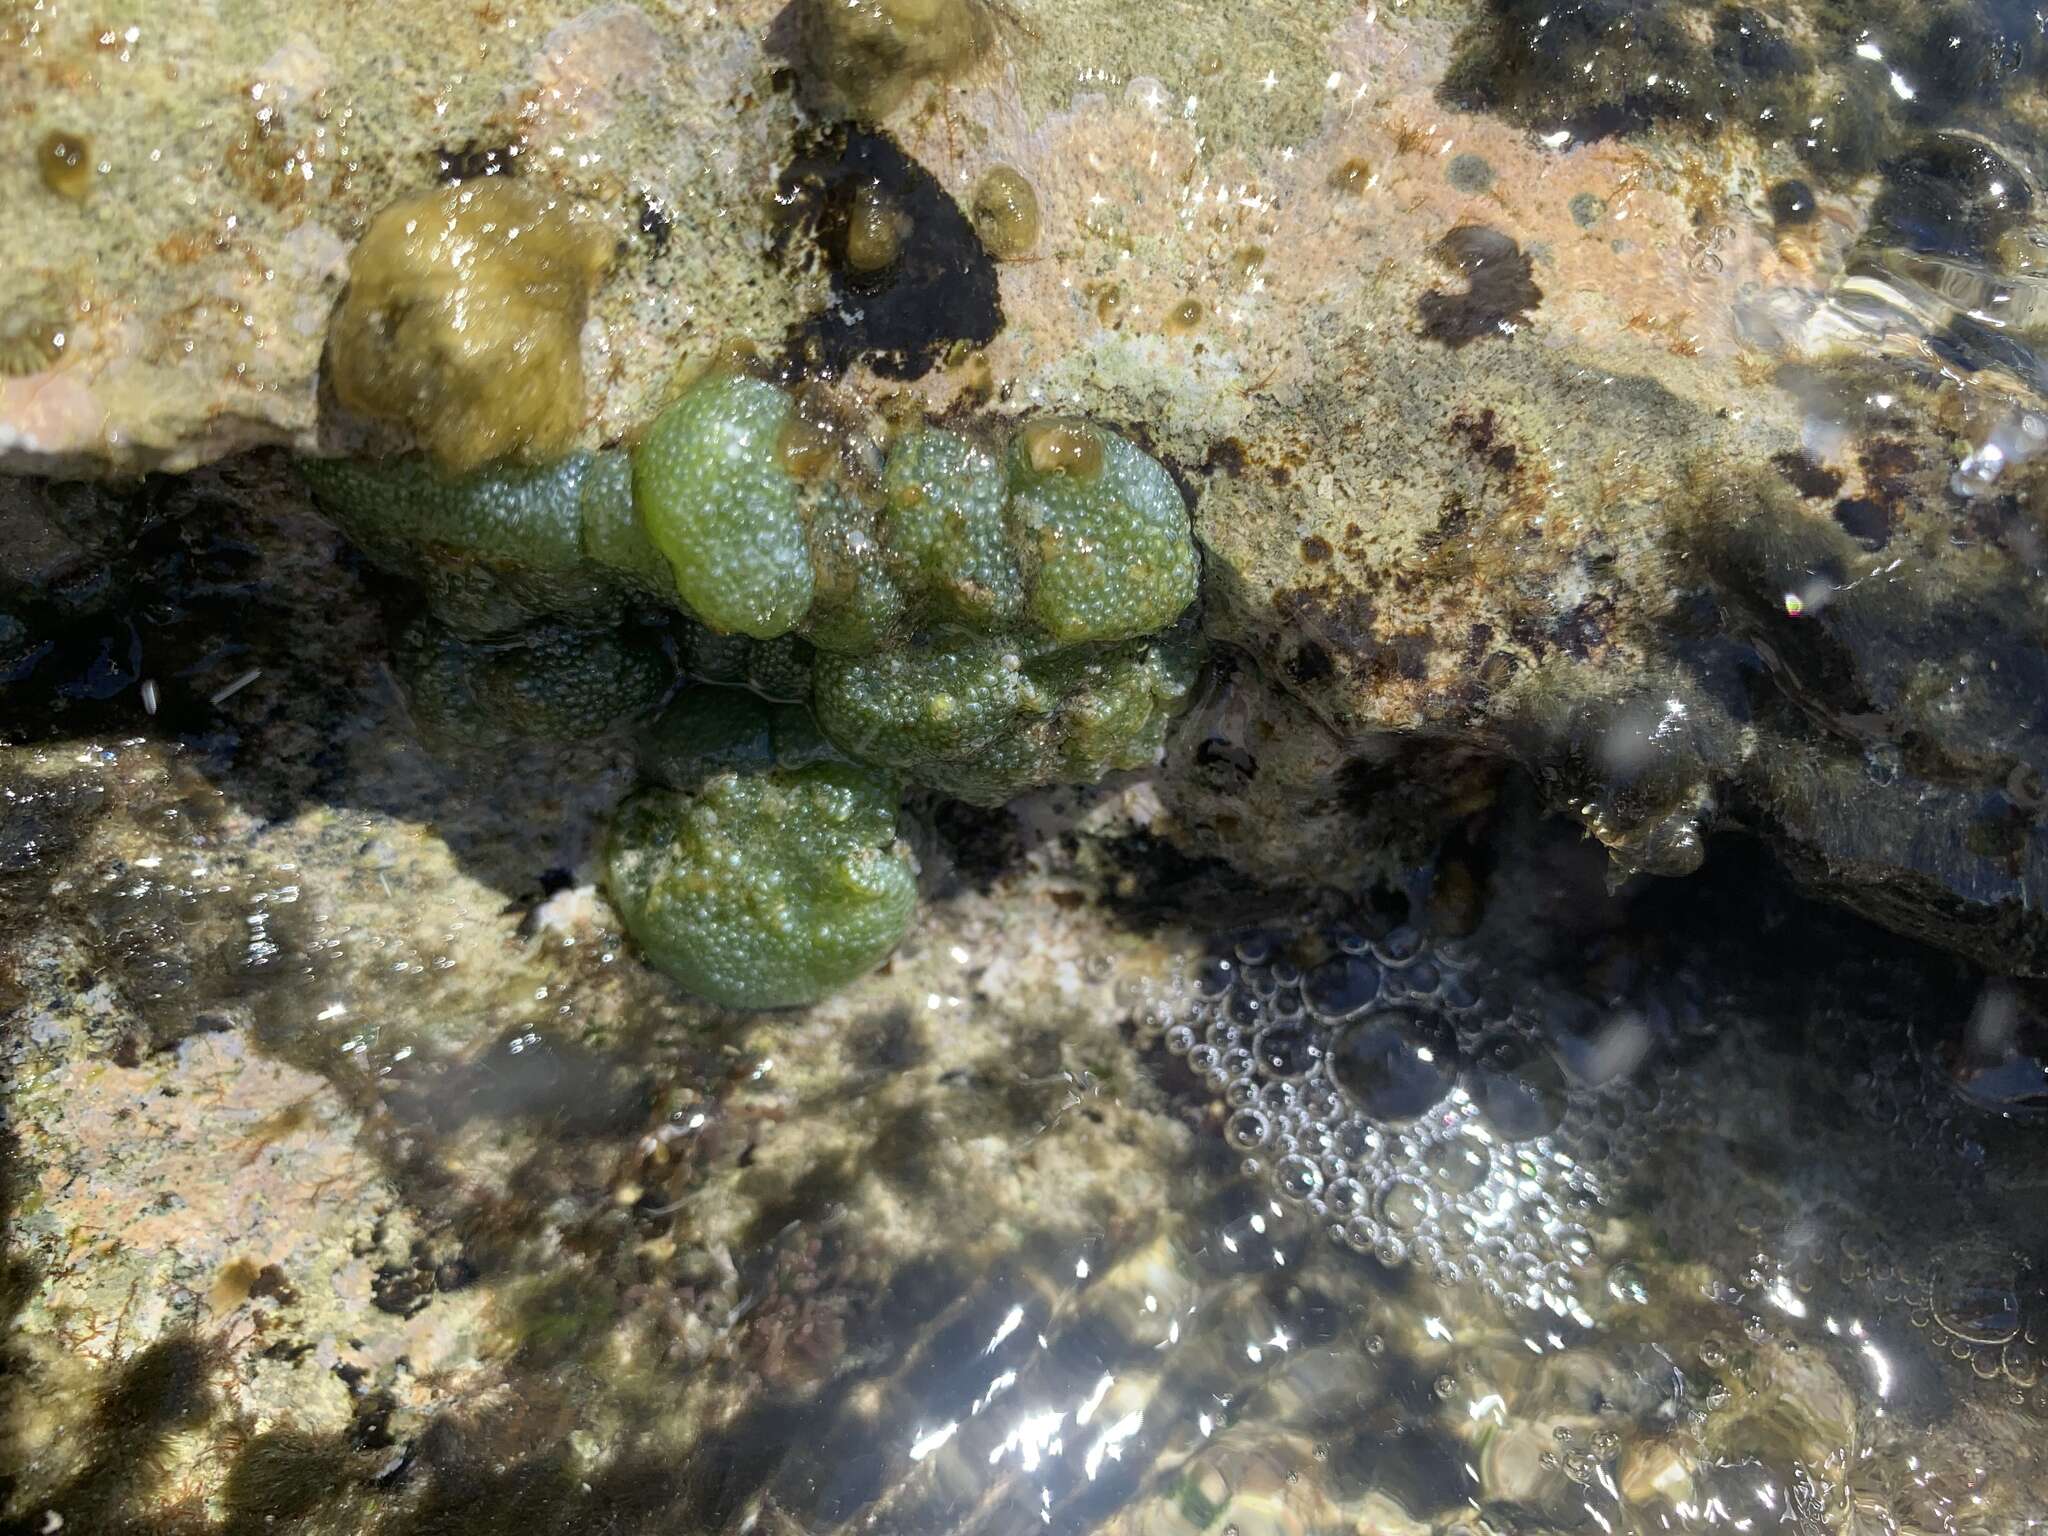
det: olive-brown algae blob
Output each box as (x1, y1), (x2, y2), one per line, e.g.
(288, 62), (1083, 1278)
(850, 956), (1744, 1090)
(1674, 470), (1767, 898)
(970, 166), (1040, 259)
(1163, 297), (1205, 337)
(327, 180), (613, 472)
(38, 131), (92, 202)
(1330, 156), (1372, 194)
(843, 180), (911, 273)
(799, 0), (994, 119)
(1019, 420), (1102, 477)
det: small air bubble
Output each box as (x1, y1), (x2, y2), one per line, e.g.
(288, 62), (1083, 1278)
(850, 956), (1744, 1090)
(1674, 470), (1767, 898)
(1276, 1154), (1323, 1201)
(1225, 1108), (1273, 1151)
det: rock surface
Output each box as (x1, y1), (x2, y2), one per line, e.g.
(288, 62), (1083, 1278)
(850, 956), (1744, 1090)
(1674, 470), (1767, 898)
(5, 5), (2048, 1526)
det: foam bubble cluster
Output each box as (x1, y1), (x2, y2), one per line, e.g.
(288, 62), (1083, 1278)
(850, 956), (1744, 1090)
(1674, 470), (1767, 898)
(1159, 926), (1648, 1313)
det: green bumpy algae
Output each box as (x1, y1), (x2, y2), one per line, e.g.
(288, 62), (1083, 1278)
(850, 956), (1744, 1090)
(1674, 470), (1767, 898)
(305, 369), (1206, 1000)
(1007, 419), (1200, 646)
(309, 370), (1199, 658)
(607, 690), (916, 1009)
(302, 451), (657, 637)
(801, 485), (913, 654)
(632, 373), (818, 639)
(398, 616), (675, 746)
(814, 624), (1203, 805)
(637, 686), (841, 785)
(879, 425), (1025, 629)
(679, 625), (816, 703)
(328, 180), (613, 474)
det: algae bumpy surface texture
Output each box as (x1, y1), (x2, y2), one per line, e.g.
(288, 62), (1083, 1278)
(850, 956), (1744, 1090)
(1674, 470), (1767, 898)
(302, 369), (1204, 1004)
(607, 690), (917, 1010)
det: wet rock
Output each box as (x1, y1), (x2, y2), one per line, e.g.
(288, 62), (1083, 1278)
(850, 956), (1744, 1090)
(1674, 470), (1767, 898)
(1867, 134), (2033, 261)
(0, 1), (808, 473)
(2, 443), (2046, 1536)
(773, 124), (1003, 380)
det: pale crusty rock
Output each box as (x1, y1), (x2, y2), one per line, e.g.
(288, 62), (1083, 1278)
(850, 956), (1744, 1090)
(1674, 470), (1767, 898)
(0, 0), (1848, 487)
(0, 0), (807, 474)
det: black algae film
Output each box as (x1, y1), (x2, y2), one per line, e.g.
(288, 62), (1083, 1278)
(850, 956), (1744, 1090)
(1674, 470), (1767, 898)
(773, 124), (1002, 380)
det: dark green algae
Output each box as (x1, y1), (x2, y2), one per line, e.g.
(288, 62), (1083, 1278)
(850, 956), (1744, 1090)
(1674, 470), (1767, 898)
(301, 372), (1206, 1008)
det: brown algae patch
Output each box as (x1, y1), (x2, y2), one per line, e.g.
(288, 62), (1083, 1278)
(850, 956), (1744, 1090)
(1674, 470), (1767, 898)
(328, 179), (613, 471)
(37, 129), (92, 201)
(970, 165), (1040, 260)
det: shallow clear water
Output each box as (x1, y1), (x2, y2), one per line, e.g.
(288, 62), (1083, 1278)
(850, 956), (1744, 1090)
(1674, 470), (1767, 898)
(13, 683), (2041, 1533)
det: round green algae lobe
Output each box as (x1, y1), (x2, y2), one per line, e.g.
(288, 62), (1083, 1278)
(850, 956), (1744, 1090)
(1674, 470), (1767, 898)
(879, 426), (1023, 628)
(1006, 420), (1199, 646)
(303, 448), (666, 610)
(813, 632), (1028, 766)
(813, 625), (1202, 804)
(1027, 629), (1203, 775)
(802, 557), (907, 654)
(303, 454), (590, 573)
(633, 374), (816, 639)
(605, 755), (916, 1010)
(303, 452), (634, 636)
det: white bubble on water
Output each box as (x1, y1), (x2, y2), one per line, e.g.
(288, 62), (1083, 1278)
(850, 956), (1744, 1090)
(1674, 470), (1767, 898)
(1158, 930), (1656, 1311)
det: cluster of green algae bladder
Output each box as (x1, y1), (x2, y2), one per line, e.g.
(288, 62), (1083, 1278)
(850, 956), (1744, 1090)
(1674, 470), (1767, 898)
(305, 374), (1202, 1009)
(292, 0), (1206, 1010)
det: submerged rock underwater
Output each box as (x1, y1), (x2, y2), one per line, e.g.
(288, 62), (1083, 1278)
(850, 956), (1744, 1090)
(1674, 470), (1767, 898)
(3, 0), (2048, 1530)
